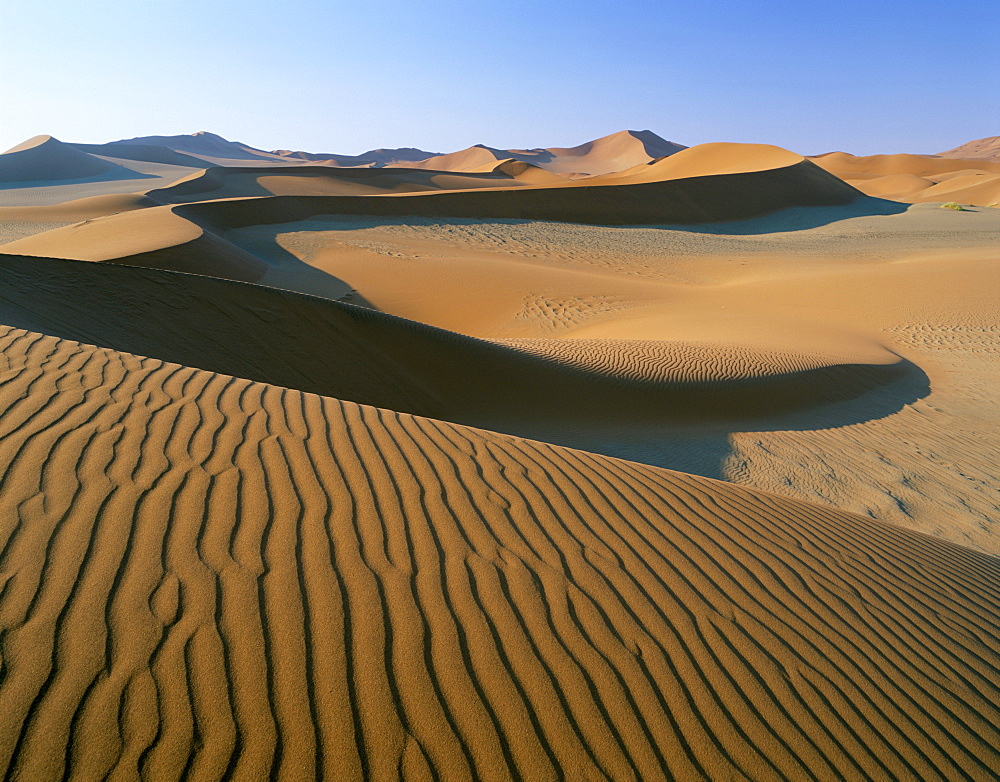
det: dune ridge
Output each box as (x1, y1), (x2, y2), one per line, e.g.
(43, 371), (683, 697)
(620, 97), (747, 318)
(182, 157), (864, 228)
(811, 151), (1000, 205)
(392, 130), (687, 177)
(0, 136), (139, 185)
(141, 164), (549, 205)
(0, 254), (917, 428)
(937, 135), (1000, 161)
(0, 326), (998, 780)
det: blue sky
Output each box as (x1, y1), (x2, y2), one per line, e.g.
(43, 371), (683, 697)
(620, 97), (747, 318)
(1, 0), (997, 156)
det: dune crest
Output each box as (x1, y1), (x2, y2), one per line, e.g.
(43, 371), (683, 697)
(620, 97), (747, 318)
(0, 136), (137, 184)
(395, 130), (687, 176)
(810, 150), (1000, 205)
(937, 135), (1000, 161)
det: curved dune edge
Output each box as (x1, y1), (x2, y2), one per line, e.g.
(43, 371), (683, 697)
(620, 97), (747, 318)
(492, 337), (898, 382)
(0, 154), (869, 286)
(0, 255), (918, 425)
(811, 151), (1000, 206)
(0, 326), (997, 780)
(143, 165), (540, 205)
(0, 136), (128, 184)
(0, 207), (268, 283)
(174, 158), (865, 228)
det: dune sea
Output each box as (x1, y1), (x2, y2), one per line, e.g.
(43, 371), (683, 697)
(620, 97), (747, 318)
(1, 129), (999, 780)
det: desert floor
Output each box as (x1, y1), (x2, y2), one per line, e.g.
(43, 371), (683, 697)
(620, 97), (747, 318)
(1, 133), (998, 779)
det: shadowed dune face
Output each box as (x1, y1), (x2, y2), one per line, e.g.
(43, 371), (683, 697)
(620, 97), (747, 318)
(0, 255), (925, 430)
(142, 164), (543, 204)
(0, 136), (155, 186)
(0, 327), (997, 780)
(169, 157), (867, 229)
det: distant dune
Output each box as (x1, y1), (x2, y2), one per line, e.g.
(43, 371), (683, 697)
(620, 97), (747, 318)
(811, 149), (1000, 205)
(48, 129), (685, 176)
(70, 141), (212, 168)
(396, 129), (687, 177)
(166, 143), (865, 227)
(937, 135), (1000, 161)
(109, 132), (441, 168)
(0, 135), (144, 184)
(0, 143), (869, 286)
(142, 164), (552, 204)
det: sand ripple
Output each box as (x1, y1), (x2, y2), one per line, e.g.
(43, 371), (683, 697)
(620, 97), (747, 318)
(1, 327), (998, 780)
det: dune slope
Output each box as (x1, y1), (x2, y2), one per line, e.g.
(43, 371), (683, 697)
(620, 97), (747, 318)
(0, 136), (141, 184)
(811, 151), (1000, 205)
(398, 130), (687, 177)
(0, 255), (917, 428)
(937, 136), (1000, 161)
(0, 326), (998, 780)
(175, 159), (866, 229)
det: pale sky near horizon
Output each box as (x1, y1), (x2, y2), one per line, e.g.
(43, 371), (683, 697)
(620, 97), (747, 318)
(1, 0), (997, 157)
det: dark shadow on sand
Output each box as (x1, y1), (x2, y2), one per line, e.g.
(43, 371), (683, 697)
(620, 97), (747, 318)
(0, 254), (928, 485)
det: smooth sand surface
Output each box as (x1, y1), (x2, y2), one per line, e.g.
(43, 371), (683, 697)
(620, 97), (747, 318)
(937, 135), (1000, 161)
(394, 130), (686, 177)
(1, 326), (998, 780)
(1, 129), (999, 780)
(811, 151), (1000, 205)
(0, 136), (133, 183)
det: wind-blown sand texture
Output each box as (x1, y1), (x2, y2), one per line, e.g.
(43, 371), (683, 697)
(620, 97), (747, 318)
(1, 129), (999, 780)
(1, 327), (999, 780)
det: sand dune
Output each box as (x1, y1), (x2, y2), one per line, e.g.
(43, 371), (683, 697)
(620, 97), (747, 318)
(0, 136), (144, 184)
(160, 144), (866, 229)
(1, 126), (999, 780)
(84, 130), (686, 176)
(396, 130), (687, 177)
(937, 135), (1000, 161)
(142, 164), (553, 205)
(0, 255), (914, 429)
(490, 159), (566, 183)
(811, 150), (1000, 205)
(536, 129), (687, 176)
(0, 326), (998, 780)
(0, 192), (155, 224)
(70, 141), (213, 169)
(602, 143), (806, 183)
(0, 207), (271, 283)
(108, 132), (441, 168)
(108, 130), (285, 164)
(239, 205), (1000, 554)
(0, 142), (869, 286)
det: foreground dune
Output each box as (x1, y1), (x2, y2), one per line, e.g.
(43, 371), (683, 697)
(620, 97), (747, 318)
(1, 326), (998, 780)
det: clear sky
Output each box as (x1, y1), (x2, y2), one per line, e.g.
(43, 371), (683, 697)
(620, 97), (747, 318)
(1, 0), (997, 156)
